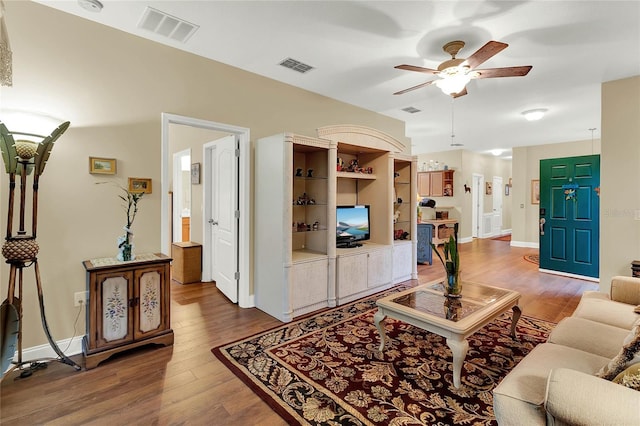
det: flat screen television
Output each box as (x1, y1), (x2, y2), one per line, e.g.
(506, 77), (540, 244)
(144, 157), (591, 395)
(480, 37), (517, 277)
(336, 205), (370, 247)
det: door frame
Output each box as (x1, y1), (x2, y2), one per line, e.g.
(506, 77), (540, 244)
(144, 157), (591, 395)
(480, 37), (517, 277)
(161, 113), (252, 308)
(472, 173), (484, 238)
(172, 148), (191, 243)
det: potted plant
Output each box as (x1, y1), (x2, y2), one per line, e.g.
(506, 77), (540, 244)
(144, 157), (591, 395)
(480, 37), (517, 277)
(431, 223), (462, 297)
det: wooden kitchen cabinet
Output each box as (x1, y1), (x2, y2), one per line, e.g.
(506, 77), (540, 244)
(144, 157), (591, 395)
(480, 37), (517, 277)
(418, 170), (454, 197)
(82, 253), (173, 369)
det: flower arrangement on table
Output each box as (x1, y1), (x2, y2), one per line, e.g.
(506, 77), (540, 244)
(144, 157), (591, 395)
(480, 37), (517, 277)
(117, 186), (144, 261)
(431, 222), (462, 297)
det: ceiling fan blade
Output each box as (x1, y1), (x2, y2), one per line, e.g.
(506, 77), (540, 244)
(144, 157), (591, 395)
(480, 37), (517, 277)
(474, 66), (533, 79)
(464, 41), (508, 69)
(452, 87), (468, 98)
(394, 64), (439, 74)
(393, 80), (435, 95)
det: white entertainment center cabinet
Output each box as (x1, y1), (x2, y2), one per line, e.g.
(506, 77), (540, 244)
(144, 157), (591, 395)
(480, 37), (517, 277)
(254, 125), (417, 322)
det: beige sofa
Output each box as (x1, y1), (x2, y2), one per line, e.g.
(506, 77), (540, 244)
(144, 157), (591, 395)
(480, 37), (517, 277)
(493, 276), (640, 425)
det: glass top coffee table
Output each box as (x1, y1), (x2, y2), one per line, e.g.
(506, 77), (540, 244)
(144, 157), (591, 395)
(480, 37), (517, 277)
(374, 279), (521, 388)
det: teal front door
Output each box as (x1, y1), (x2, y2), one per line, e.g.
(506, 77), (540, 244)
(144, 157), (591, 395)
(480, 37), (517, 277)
(539, 155), (600, 278)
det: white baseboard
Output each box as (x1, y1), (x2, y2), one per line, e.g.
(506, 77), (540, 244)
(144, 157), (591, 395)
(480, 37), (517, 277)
(539, 268), (600, 283)
(511, 240), (539, 248)
(11, 336), (83, 363)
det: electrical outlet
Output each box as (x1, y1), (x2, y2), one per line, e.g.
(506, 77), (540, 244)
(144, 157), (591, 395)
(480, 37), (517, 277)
(74, 291), (88, 307)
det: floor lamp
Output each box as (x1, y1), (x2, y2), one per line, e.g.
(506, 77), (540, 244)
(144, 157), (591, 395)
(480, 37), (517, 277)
(0, 120), (81, 378)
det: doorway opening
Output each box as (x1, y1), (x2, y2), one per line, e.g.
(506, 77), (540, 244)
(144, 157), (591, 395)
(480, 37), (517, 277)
(161, 113), (252, 308)
(172, 149), (191, 243)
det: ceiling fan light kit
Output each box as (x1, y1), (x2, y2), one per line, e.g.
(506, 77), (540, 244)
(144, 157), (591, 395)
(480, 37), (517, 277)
(394, 40), (532, 98)
(522, 108), (547, 121)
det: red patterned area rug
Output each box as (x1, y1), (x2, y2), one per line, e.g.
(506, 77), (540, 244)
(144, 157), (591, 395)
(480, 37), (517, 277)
(524, 254), (540, 265)
(212, 287), (553, 425)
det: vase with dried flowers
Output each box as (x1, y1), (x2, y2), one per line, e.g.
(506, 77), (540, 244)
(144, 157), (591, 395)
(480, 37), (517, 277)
(431, 223), (462, 297)
(116, 187), (143, 261)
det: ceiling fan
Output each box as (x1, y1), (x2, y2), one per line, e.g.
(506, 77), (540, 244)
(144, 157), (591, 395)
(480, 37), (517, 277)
(394, 40), (532, 97)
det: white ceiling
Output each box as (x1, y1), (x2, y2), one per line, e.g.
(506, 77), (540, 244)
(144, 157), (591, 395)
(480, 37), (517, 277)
(34, 1), (640, 156)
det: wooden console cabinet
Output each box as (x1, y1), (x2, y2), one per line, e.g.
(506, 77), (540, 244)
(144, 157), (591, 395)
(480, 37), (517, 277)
(82, 253), (173, 369)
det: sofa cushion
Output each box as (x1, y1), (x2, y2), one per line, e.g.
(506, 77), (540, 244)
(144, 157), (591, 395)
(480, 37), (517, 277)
(572, 292), (640, 329)
(547, 317), (630, 359)
(494, 343), (611, 406)
(597, 319), (640, 380)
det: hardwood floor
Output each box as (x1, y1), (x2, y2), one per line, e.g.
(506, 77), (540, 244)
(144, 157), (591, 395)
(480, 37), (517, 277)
(0, 238), (598, 425)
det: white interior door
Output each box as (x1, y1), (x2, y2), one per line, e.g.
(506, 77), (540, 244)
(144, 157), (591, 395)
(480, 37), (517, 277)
(206, 135), (238, 303)
(492, 176), (503, 235)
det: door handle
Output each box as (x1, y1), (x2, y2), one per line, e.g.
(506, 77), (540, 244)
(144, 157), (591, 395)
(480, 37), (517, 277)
(209, 219), (218, 225)
(539, 218), (546, 235)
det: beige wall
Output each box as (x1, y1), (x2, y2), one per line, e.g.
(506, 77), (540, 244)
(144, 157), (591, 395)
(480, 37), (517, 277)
(416, 150), (512, 239)
(0, 2), (408, 349)
(600, 76), (640, 292)
(510, 139), (601, 246)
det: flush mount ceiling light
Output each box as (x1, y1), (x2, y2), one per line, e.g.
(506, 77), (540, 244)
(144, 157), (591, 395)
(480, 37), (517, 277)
(78, 0), (103, 13)
(491, 149), (503, 156)
(522, 108), (547, 121)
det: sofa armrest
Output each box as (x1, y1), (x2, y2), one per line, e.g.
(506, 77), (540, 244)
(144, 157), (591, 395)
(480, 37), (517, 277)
(611, 276), (640, 305)
(545, 368), (640, 426)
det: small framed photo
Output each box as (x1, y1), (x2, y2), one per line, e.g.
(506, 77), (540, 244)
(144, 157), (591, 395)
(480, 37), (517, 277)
(485, 182), (492, 195)
(191, 163), (201, 184)
(531, 179), (540, 204)
(128, 177), (152, 194)
(89, 157), (117, 175)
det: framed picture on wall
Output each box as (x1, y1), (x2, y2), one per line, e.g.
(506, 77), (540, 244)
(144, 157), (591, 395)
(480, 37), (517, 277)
(531, 179), (540, 204)
(89, 157), (117, 175)
(485, 182), (492, 195)
(191, 163), (201, 184)
(505, 184), (510, 196)
(128, 177), (152, 194)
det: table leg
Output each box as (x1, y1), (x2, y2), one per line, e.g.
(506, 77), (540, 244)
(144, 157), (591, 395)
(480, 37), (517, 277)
(446, 337), (469, 388)
(373, 309), (387, 351)
(510, 305), (522, 338)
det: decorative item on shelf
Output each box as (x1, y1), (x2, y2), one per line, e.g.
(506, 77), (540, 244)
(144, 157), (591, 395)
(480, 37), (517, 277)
(116, 186), (144, 261)
(295, 192), (315, 205)
(431, 223), (462, 298)
(393, 209), (401, 223)
(394, 229), (409, 240)
(307, 169), (313, 178)
(295, 168), (303, 177)
(337, 157), (343, 171)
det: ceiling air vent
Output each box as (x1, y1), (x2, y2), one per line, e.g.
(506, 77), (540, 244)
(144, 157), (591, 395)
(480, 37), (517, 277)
(279, 58), (314, 74)
(138, 7), (199, 43)
(401, 106), (421, 114)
